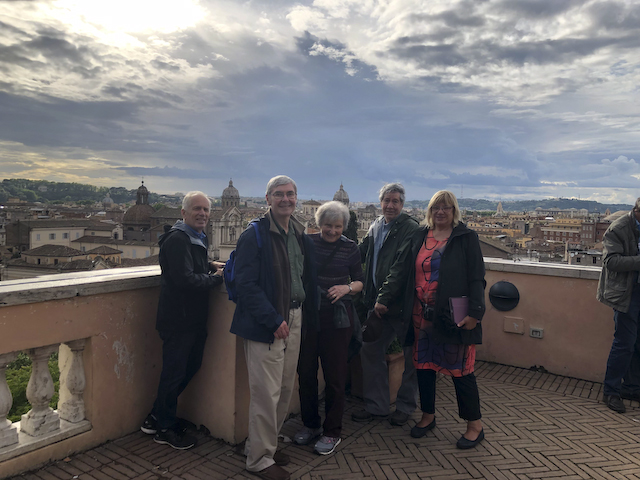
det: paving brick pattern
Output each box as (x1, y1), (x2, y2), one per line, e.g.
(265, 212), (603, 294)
(11, 361), (640, 480)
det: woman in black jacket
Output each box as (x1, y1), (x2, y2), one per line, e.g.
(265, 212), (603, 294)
(377, 190), (486, 449)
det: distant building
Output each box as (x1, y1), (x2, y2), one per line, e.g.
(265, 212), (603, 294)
(2, 244), (110, 280)
(221, 179), (240, 209)
(302, 200), (322, 217)
(122, 182), (155, 241)
(333, 184), (350, 206)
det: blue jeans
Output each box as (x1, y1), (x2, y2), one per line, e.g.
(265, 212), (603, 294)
(604, 283), (640, 396)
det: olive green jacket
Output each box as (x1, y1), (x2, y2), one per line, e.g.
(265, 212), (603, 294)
(597, 211), (640, 313)
(359, 212), (420, 319)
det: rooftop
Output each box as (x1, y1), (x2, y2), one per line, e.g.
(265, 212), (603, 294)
(10, 361), (639, 480)
(0, 259), (634, 479)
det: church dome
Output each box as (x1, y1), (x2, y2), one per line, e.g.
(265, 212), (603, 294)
(333, 184), (349, 206)
(222, 179), (240, 209)
(222, 179), (240, 199)
(123, 204), (155, 225)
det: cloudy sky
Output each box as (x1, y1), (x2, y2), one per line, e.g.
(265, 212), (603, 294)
(1, 0), (639, 203)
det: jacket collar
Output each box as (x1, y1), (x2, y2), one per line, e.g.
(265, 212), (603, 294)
(266, 209), (304, 237)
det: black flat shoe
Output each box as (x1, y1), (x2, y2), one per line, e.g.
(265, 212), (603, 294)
(410, 417), (436, 438)
(456, 429), (484, 449)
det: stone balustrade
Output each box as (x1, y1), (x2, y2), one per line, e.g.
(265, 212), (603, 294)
(0, 341), (91, 463)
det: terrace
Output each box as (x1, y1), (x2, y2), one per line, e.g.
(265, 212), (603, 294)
(1, 260), (639, 480)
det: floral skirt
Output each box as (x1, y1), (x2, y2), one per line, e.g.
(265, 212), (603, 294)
(412, 297), (475, 377)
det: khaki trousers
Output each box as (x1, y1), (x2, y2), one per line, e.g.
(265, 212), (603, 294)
(244, 308), (302, 472)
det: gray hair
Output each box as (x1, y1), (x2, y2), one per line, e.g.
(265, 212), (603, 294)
(182, 191), (211, 210)
(315, 201), (350, 228)
(379, 182), (406, 203)
(266, 175), (297, 196)
(634, 198), (640, 211)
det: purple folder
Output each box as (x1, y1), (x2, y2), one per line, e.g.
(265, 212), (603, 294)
(449, 297), (469, 325)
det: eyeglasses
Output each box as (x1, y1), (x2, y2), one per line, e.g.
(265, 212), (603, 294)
(271, 191), (296, 199)
(431, 205), (453, 212)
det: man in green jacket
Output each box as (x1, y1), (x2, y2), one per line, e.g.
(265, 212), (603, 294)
(597, 198), (640, 413)
(352, 183), (420, 426)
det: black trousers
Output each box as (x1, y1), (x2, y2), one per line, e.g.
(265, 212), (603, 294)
(153, 328), (207, 430)
(298, 325), (352, 437)
(417, 369), (482, 421)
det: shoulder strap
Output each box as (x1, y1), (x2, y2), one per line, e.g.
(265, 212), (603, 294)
(250, 221), (262, 248)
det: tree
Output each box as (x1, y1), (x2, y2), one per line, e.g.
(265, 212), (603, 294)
(344, 211), (358, 242)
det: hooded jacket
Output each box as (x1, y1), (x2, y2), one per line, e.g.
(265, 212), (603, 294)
(359, 212), (420, 319)
(377, 223), (486, 345)
(597, 211), (640, 313)
(156, 220), (222, 332)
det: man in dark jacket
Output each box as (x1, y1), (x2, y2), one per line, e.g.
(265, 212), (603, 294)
(597, 198), (640, 414)
(141, 191), (223, 449)
(351, 183), (420, 427)
(230, 175), (317, 480)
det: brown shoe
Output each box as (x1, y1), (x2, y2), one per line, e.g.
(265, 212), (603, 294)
(273, 450), (290, 466)
(250, 464), (290, 480)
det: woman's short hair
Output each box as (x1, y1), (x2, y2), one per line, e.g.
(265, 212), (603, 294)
(424, 190), (463, 228)
(182, 191), (211, 210)
(315, 201), (350, 228)
(378, 183), (405, 203)
(266, 175), (297, 196)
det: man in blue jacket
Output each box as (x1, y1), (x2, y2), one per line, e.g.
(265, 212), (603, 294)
(230, 175), (317, 480)
(141, 191), (224, 449)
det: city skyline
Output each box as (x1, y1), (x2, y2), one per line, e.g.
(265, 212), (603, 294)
(1, 1), (639, 203)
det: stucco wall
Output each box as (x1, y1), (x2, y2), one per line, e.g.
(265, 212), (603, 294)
(479, 259), (611, 382)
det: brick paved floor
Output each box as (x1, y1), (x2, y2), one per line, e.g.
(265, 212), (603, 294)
(11, 361), (640, 480)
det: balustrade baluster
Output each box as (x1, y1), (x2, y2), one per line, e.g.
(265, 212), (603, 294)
(20, 345), (60, 437)
(0, 352), (19, 448)
(58, 340), (86, 423)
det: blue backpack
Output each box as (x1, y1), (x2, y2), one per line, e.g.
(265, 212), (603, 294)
(224, 221), (261, 303)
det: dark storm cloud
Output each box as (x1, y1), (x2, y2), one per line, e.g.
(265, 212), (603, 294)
(389, 34), (633, 70)
(151, 58), (181, 72)
(115, 165), (219, 179)
(495, 0), (583, 18)
(409, 11), (486, 28)
(388, 43), (468, 67)
(0, 91), (194, 153)
(588, 1), (640, 31)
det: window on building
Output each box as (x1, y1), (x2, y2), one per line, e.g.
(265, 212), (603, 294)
(76, 232), (80, 238)
(54, 259), (58, 265)
(576, 257), (581, 263)
(132, 250), (137, 258)
(81, 246), (85, 252)
(37, 258), (41, 265)
(63, 233), (69, 239)
(49, 233), (56, 240)
(36, 233), (40, 241)
(91, 231), (95, 236)
(593, 257), (597, 264)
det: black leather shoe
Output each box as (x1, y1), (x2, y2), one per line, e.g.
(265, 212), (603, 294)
(603, 394), (626, 413)
(620, 390), (640, 402)
(456, 429), (484, 449)
(410, 418), (436, 438)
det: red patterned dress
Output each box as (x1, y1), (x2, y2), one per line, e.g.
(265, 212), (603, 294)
(412, 231), (476, 377)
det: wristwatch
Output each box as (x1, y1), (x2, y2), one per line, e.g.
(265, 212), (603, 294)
(348, 283), (353, 293)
